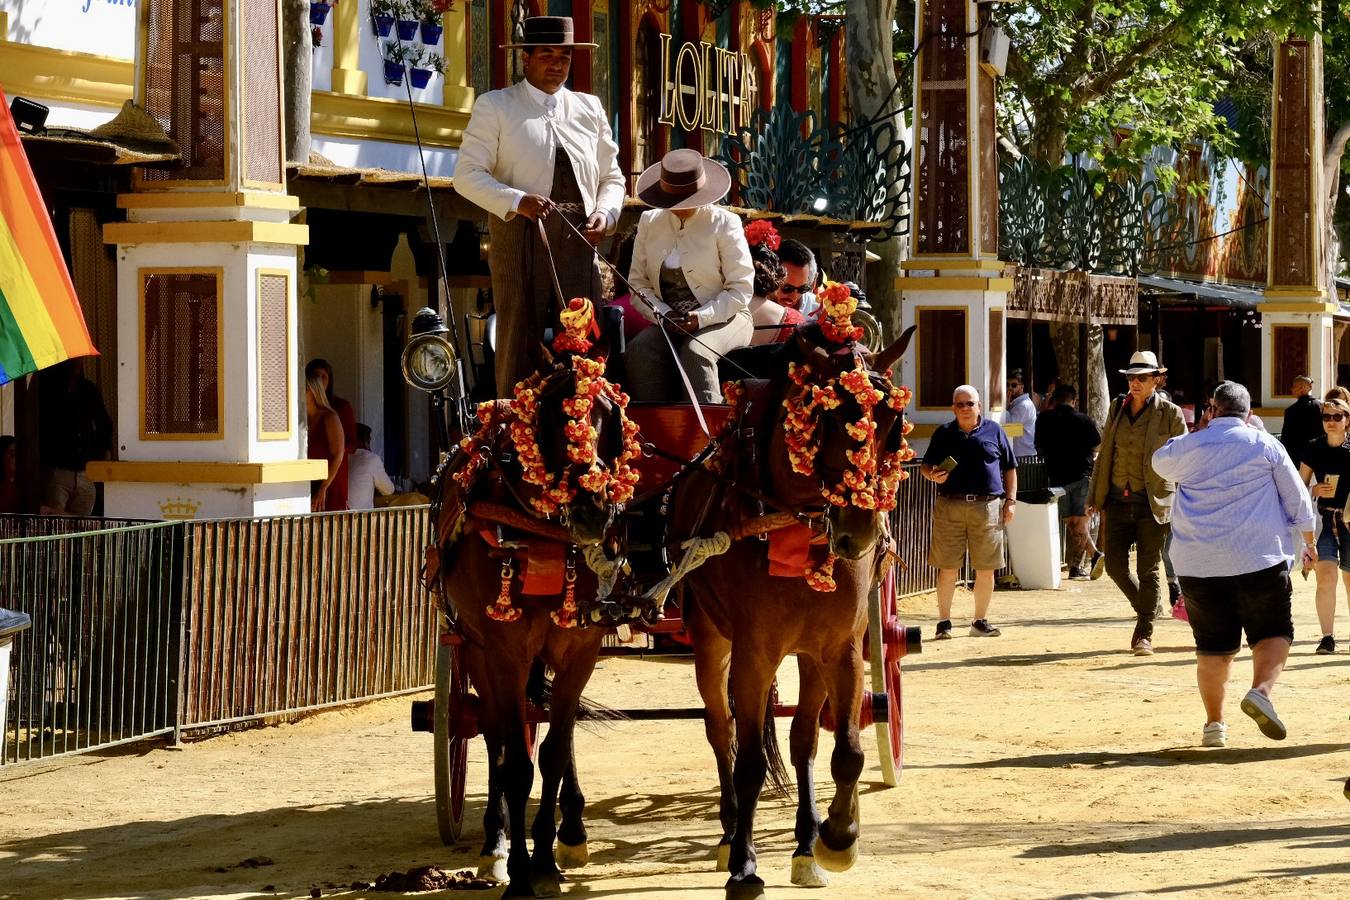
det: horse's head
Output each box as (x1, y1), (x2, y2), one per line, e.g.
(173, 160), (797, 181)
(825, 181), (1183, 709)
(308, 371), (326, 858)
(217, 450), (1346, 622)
(771, 295), (916, 561)
(506, 300), (638, 546)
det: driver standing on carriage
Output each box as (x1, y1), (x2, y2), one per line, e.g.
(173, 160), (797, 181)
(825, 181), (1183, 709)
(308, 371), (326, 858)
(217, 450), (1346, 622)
(453, 16), (625, 396)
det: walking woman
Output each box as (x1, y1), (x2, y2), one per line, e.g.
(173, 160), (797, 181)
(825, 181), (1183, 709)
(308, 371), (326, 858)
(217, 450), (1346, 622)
(306, 374), (347, 512)
(623, 149), (754, 403)
(1298, 396), (1350, 654)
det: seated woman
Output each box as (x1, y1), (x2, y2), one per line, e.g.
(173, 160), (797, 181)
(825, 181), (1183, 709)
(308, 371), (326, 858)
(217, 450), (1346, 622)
(624, 149), (754, 404)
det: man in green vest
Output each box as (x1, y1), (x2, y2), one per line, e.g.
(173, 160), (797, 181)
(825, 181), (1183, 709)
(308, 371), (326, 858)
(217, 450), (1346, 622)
(1087, 351), (1187, 656)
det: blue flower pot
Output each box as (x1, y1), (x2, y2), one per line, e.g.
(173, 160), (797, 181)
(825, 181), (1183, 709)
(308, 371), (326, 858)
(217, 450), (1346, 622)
(308, 2), (330, 26)
(420, 22), (443, 45)
(383, 60), (404, 86)
(396, 19), (419, 41)
(373, 15), (394, 37)
(409, 67), (433, 89)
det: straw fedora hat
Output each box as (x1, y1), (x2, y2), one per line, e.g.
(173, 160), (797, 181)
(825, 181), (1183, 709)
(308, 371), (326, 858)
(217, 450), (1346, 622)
(635, 149), (732, 210)
(501, 16), (598, 49)
(1119, 350), (1167, 375)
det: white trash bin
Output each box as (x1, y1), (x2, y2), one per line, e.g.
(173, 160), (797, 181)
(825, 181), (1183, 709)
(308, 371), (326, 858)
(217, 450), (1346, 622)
(1006, 491), (1062, 590)
(1, 608), (32, 741)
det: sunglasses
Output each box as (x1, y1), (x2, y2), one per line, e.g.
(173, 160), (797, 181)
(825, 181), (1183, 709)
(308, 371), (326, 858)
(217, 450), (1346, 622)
(1126, 374), (1154, 383)
(954, 400), (978, 409)
(780, 283), (812, 295)
(1324, 413), (1346, 422)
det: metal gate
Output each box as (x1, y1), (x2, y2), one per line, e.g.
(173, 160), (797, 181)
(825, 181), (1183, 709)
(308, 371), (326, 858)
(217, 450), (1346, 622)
(2, 508), (437, 766)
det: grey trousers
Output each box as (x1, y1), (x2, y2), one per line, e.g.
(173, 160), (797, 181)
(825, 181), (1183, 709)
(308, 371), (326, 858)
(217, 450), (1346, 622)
(624, 312), (753, 403)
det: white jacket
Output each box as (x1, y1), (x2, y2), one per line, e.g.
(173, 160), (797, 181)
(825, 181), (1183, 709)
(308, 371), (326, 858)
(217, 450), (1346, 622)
(453, 81), (625, 228)
(627, 205), (754, 329)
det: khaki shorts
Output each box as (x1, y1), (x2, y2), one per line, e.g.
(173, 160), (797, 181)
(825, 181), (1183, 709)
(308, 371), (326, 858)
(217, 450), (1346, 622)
(929, 495), (1005, 571)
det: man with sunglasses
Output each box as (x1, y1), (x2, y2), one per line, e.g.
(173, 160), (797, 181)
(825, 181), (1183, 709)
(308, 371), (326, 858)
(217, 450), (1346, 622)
(921, 386), (1017, 640)
(774, 239), (820, 316)
(1087, 351), (1187, 655)
(1152, 381), (1315, 747)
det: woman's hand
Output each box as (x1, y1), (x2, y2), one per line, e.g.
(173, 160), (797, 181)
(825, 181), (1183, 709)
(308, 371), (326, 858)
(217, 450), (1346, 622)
(1313, 480), (1336, 499)
(313, 484), (328, 512)
(664, 313), (700, 332)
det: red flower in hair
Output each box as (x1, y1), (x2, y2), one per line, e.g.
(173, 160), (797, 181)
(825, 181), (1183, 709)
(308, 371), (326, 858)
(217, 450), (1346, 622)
(744, 219), (782, 252)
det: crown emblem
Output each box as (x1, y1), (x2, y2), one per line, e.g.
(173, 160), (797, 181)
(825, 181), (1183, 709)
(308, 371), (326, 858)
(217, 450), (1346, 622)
(158, 497), (201, 520)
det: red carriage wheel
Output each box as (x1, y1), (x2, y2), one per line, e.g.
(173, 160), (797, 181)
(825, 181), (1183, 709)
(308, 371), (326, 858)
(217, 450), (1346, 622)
(868, 568), (904, 786)
(434, 638), (470, 844)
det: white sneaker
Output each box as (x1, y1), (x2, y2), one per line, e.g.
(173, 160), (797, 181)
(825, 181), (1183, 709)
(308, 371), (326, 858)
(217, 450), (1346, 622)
(1202, 721), (1227, 748)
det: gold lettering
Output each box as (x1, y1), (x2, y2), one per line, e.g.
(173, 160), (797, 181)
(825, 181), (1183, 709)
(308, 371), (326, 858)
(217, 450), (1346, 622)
(654, 34), (756, 137)
(658, 32), (676, 128)
(707, 42), (718, 132)
(674, 42), (703, 132)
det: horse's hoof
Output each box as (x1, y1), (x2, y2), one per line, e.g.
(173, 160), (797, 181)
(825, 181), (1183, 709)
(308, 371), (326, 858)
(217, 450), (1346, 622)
(791, 854), (830, 887)
(530, 872), (563, 898)
(715, 842), (732, 872)
(501, 880), (535, 899)
(478, 855), (509, 883)
(556, 840), (589, 869)
(812, 835), (859, 873)
(724, 873), (767, 900)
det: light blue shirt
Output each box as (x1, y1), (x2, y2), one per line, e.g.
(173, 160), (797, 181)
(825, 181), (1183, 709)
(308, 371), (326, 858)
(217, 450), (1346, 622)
(1007, 392), (1038, 457)
(1151, 417), (1316, 578)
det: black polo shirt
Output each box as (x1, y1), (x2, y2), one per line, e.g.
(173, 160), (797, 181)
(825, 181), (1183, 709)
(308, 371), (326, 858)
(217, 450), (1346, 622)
(923, 417), (1016, 496)
(1034, 404), (1101, 486)
(1281, 394), (1323, 468)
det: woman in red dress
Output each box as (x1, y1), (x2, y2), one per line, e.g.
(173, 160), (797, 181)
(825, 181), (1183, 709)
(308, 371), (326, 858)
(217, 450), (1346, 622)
(305, 375), (347, 511)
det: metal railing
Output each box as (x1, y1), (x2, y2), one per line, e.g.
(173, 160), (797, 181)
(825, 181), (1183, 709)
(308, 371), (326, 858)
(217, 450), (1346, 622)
(889, 457), (1062, 598)
(178, 509), (436, 730)
(2, 508), (438, 766)
(0, 521), (182, 764)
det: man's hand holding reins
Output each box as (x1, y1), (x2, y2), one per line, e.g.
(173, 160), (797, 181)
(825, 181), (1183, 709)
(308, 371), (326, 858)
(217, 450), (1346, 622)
(580, 212), (607, 245)
(517, 194), (554, 220)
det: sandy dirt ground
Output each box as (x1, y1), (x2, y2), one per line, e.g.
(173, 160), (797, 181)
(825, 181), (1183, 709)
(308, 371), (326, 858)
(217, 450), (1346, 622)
(3, 573), (1350, 899)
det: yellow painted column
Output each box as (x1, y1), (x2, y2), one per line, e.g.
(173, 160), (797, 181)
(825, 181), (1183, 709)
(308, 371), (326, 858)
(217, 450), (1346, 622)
(331, 0), (367, 96)
(443, 2), (474, 110)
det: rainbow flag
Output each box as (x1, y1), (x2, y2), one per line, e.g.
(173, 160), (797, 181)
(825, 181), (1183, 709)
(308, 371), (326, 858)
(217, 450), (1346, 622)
(0, 87), (97, 384)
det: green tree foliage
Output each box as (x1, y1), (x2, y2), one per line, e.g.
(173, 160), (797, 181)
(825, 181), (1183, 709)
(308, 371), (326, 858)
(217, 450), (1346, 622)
(994, 1), (1318, 170)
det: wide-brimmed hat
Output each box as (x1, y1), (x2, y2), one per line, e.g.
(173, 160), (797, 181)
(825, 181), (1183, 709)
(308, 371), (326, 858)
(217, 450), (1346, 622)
(501, 16), (597, 49)
(1119, 350), (1167, 376)
(635, 149), (732, 210)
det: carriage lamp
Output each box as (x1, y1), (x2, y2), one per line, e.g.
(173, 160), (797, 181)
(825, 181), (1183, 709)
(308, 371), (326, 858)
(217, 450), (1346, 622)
(401, 307), (458, 393)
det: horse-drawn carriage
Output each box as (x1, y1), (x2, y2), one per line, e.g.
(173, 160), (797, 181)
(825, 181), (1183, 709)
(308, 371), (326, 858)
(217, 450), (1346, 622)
(399, 292), (921, 897)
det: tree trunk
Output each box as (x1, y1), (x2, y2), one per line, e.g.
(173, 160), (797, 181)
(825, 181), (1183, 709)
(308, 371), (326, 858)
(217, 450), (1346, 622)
(846, 0), (905, 339)
(1050, 321), (1108, 427)
(282, 0), (312, 165)
(1324, 119), (1350, 281)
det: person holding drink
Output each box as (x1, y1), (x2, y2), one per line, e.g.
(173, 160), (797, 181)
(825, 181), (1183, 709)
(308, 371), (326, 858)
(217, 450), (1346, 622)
(1297, 397), (1350, 654)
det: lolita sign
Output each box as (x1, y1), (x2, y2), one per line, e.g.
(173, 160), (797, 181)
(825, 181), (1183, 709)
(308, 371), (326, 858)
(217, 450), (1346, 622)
(658, 34), (759, 136)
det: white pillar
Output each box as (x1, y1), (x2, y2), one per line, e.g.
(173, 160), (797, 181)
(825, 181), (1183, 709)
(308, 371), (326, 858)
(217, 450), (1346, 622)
(88, 0), (321, 519)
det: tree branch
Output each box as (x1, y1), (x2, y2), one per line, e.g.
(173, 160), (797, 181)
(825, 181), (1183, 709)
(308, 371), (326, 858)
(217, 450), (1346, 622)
(1076, 18), (1187, 106)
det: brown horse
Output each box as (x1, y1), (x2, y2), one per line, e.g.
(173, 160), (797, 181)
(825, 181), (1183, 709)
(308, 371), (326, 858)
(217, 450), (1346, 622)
(669, 326), (913, 899)
(429, 351), (637, 898)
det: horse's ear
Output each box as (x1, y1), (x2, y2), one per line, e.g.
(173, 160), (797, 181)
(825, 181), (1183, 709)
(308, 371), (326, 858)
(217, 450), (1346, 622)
(538, 342), (555, 368)
(871, 325), (917, 375)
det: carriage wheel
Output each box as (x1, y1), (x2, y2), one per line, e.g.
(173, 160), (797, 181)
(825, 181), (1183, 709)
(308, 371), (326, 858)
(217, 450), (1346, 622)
(868, 569), (904, 786)
(434, 640), (470, 845)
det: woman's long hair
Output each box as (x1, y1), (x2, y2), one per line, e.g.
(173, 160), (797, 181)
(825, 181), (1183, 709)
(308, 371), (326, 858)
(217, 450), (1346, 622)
(306, 374), (333, 411)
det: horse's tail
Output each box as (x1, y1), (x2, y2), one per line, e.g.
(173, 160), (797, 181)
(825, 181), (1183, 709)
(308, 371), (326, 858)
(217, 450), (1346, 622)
(526, 656), (627, 728)
(762, 694), (792, 800)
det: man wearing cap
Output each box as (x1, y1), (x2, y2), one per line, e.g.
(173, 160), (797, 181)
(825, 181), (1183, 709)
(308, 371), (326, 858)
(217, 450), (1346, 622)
(1280, 375), (1322, 469)
(453, 16), (625, 395)
(1087, 351), (1187, 655)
